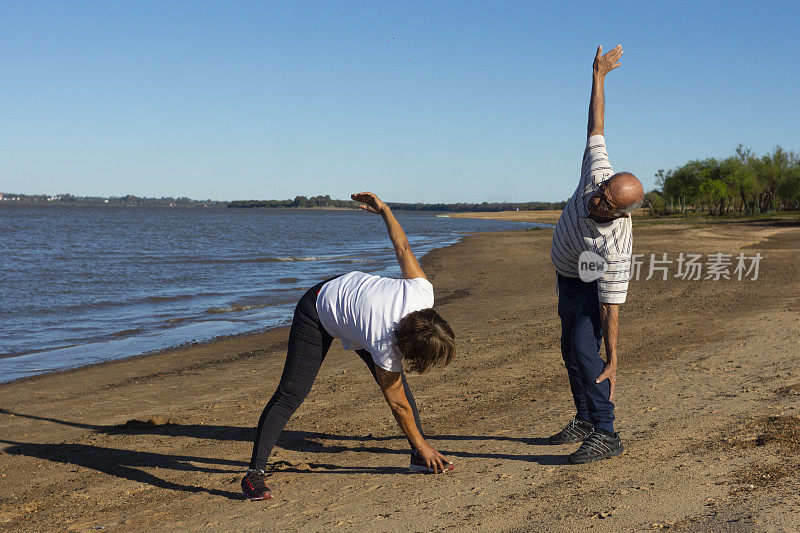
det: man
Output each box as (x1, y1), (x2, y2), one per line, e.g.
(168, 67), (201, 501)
(549, 44), (644, 464)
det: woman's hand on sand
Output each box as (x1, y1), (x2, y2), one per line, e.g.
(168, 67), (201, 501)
(351, 192), (388, 215)
(416, 443), (452, 473)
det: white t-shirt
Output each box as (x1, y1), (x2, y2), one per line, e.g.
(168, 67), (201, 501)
(315, 271), (435, 372)
(551, 135), (633, 304)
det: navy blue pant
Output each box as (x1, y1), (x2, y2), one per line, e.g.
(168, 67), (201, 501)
(557, 274), (614, 433)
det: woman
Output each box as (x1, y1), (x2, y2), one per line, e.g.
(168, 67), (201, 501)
(242, 192), (456, 501)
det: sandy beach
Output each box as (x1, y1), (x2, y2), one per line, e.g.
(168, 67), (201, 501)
(1, 218), (799, 531)
(451, 210), (564, 224)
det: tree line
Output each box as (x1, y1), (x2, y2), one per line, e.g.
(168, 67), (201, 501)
(645, 145), (800, 215)
(3, 192), (567, 212)
(0, 193), (224, 206)
(226, 195), (567, 212)
(226, 195), (350, 208)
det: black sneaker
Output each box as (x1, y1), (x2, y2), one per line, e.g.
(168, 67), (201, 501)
(568, 429), (623, 464)
(548, 418), (594, 444)
(409, 450), (454, 473)
(241, 470), (273, 500)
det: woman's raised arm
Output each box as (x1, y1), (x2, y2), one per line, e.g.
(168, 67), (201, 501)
(351, 192), (426, 280)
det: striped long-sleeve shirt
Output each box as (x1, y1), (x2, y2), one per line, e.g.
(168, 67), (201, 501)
(550, 135), (632, 304)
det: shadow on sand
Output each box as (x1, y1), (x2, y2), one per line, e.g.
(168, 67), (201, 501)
(1, 407), (570, 499)
(0, 438), (244, 499)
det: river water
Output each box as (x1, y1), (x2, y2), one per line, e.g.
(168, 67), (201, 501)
(0, 205), (546, 382)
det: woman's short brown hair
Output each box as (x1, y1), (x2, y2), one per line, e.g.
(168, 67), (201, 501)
(394, 308), (455, 373)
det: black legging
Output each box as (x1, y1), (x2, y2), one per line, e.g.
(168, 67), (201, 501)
(249, 277), (425, 472)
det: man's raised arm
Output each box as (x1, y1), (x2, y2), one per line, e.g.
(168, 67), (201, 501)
(587, 44), (623, 139)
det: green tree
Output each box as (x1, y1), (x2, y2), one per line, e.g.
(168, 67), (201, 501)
(752, 146), (795, 212)
(730, 146), (760, 213)
(777, 165), (800, 210)
(644, 189), (665, 216)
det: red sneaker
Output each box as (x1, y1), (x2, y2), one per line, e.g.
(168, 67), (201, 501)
(241, 470), (273, 500)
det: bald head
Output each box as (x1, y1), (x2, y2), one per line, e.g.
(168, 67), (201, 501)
(607, 172), (644, 216)
(587, 171), (645, 220)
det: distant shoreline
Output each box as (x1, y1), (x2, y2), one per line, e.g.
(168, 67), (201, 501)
(0, 193), (567, 212)
(0, 202), (566, 213)
(452, 210), (563, 224)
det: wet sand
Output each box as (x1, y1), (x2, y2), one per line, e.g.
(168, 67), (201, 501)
(1, 219), (799, 531)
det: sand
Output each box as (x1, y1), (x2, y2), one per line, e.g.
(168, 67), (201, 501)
(1, 218), (799, 532)
(451, 209), (563, 224)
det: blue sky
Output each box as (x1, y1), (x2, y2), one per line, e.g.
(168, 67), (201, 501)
(1, 1), (797, 203)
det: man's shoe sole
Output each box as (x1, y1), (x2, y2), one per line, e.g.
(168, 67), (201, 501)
(568, 445), (623, 464)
